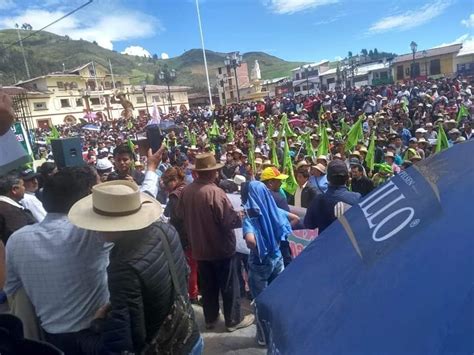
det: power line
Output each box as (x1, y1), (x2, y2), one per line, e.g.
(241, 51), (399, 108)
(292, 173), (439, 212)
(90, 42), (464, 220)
(1, 0), (94, 53)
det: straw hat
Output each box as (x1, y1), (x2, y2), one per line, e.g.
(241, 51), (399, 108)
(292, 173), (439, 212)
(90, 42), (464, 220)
(311, 163), (326, 174)
(193, 153), (224, 171)
(68, 180), (162, 232)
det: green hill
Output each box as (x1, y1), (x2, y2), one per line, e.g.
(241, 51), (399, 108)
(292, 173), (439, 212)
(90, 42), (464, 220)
(0, 29), (305, 92)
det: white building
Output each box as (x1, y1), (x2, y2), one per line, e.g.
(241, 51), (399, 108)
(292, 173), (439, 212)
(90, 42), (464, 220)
(14, 62), (190, 128)
(291, 60), (330, 94)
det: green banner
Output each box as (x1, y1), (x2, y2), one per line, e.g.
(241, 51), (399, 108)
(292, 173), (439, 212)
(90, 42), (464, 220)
(13, 122), (33, 156)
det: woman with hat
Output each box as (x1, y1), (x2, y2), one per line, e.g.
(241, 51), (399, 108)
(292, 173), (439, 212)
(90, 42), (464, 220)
(69, 180), (202, 354)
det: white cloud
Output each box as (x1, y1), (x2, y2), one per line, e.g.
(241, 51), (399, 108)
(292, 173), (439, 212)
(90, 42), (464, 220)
(161, 52), (169, 59)
(0, 8), (161, 50)
(0, 0), (15, 10)
(435, 34), (474, 55)
(122, 46), (151, 57)
(368, 0), (450, 34)
(434, 34), (470, 48)
(461, 13), (474, 28)
(266, 0), (338, 14)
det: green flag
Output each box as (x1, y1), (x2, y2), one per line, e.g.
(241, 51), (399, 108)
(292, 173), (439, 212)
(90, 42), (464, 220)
(457, 104), (469, 124)
(271, 140), (279, 169)
(345, 117), (364, 152)
(280, 113), (296, 137)
(340, 119), (351, 137)
(365, 131), (376, 172)
(127, 120), (133, 130)
(266, 120), (275, 145)
(401, 99), (409, 114)
(281, 137), (298, 196)
(227, 125), (234, 143)
(246, 130), (256, 174)
(299, 131), (315, 159)
(209, 120), (220, 137)
(190, 131), (197, 146)
(317, 123), (330, 156)
(435, 124), (449, 153)
(256, 113), (261, 128)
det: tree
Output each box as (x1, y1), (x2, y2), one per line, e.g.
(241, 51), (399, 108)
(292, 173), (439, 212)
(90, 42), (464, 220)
(369, 49), (374, 57)
(64, 35), (70, 41)
(152, 53), (158, 61)
(92, 40), (98, 45)
(153, 71), (160, 85)
(374, 48), (379, 56)
(361, 49), (368, 56)
(145, 74), (151, 84)
(21, 23), (32, 30)
(348, 51), (353, 58)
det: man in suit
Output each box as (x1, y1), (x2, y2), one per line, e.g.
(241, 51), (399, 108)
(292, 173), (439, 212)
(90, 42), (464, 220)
(289, 169), (318, 208)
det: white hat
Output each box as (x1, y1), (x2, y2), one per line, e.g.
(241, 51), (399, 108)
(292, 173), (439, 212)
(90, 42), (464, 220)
(68, 180), (162, 232)
(415, 128), (427, 133)
(96, 158), (113, 171)
(233, 175), (246, 186)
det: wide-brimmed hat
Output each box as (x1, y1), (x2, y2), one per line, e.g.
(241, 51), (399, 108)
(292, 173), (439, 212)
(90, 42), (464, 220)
(311, 163), (326, 174)
(68, 180), (162, 232)
(193, 153), (224, 171)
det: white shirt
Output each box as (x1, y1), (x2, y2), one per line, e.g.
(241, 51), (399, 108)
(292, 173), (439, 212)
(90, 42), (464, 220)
(21, 192), (46, 222)
(294, 181), (308, 208)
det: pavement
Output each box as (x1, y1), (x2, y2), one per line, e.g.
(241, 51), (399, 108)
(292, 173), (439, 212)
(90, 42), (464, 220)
(192, 299), (266, 355)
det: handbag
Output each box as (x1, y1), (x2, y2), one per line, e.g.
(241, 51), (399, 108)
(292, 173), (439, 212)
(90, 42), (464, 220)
(143, 226), (194, 355)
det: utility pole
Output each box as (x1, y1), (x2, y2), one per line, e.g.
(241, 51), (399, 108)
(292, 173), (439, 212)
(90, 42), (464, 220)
(15, 24), (30, 80)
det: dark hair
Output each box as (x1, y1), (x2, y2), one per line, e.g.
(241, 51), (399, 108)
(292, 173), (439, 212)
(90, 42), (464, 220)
(113, 144), (134, 159)
(43, 166), (98, 213)
(0, 173), (21, 195)
(328, 174), (348, 186)
(162, 167), (185, 183)
(351, 164), (364, 173)
(296, 169), (310, 179)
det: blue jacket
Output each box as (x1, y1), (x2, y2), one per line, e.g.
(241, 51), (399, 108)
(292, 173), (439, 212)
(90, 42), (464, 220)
(304, 185), (361, 233)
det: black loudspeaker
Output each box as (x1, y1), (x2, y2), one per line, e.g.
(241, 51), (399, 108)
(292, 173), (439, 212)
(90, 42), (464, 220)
(51, 138), (84, 168)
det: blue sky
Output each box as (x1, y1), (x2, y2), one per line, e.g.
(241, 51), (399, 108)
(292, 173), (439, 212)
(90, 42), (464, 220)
(0, 0), (472, 62)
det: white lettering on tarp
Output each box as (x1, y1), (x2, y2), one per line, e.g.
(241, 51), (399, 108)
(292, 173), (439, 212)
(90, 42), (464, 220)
(373, 207), (415, 242)
(359, 180), (416, 242)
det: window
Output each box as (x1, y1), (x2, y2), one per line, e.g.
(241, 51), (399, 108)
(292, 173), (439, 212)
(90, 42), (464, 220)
(327, 78), (335, 84)
(33, 83), (38, 90)
(218, 68), (222, 75)
(294, 86), (301, 92)
(228, 78), (232, 87)
(104, 81), (111, 89)
(152, 95), (160, 102)
(116, 81), (122, 88)
(295, 73), (300, 80)
(71, 82), (78, 89)
(90, 98), (100, 106)
(76, 98), (83, 107)
(33, 102), (47, 111)
(380, 71), (388, 79)
(60, 99), (70, 108)
(397, 65), (404, 80)
(57, 81), (64, 90)
(136, 96), (145, 104)
(430, 59), (441, 75)
(230, 91), (234, 99)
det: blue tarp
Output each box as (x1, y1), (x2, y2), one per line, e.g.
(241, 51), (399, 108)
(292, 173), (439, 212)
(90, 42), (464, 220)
(257, 140), (474, 355)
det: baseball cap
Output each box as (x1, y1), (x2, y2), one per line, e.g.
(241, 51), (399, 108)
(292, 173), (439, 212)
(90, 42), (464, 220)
(327, 160), (349, 178)
(20, 169), (39, 181)
(260, 167), (288, 182)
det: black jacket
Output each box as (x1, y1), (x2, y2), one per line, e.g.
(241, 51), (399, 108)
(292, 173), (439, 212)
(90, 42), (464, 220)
(351, 176), (374, 197)
(304, 186), (361, 233)
(93, 222), (199, 354)
(0, 201), (36, 244)
(288, 183), (318, 208)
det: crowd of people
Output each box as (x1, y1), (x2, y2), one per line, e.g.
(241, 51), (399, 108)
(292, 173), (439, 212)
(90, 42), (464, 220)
(0, 76), (472, 354)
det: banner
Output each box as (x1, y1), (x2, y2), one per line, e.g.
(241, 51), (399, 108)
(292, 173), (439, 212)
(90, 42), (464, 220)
(288, 229), (318, 258)
(13, 122), (33, 156)
(257, 140), (474, 355)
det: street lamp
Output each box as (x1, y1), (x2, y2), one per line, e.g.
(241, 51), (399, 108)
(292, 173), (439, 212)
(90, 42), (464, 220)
(140, 81), (150, 117)
(410, 41), (418, 79)
(224, 52), (243, 103)
(159, 66), (176, 112)
(219, 77), (226, 105)
(422, 50), (428, 78)
(300, 65), (310, 95)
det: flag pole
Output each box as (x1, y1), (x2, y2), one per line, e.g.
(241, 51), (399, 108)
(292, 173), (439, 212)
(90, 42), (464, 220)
(195, 0), (213, 107)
